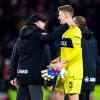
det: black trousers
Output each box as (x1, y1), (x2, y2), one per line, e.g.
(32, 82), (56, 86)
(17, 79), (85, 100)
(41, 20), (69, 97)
(79, 91), (91, 100)
(16, 84), (43, 100)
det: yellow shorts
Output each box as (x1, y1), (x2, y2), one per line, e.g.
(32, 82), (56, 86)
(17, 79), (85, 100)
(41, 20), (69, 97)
(55, 76), (82, 94)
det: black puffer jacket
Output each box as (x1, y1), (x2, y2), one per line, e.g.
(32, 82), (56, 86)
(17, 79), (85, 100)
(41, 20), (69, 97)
(10, 24), (68, 85)
(80, 25), (100, 91)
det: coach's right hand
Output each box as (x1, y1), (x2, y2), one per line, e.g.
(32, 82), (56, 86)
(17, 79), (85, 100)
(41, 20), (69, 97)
(10, 78), (18, 88)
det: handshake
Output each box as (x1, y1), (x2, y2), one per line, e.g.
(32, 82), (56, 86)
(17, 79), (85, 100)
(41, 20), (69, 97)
(41, 60), (67, 81)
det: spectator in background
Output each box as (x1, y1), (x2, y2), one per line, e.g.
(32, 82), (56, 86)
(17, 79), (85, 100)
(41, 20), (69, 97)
(73, 16), (100, 100)
(10, 14), (69, 100)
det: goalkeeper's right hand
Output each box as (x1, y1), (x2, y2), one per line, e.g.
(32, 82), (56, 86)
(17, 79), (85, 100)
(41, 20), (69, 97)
(41, 68), (58, 81)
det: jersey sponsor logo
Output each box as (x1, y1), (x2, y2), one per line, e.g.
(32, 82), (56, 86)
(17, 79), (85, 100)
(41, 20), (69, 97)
(90, 77), (96, 82)
(17, 69), (28, 74)
(84, 76), (96, 82)
(41, 32), (47, 35)
(61, 38), (73, 48)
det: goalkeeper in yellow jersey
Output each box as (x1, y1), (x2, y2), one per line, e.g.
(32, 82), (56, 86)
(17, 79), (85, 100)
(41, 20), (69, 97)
(50, 5), (83, 100)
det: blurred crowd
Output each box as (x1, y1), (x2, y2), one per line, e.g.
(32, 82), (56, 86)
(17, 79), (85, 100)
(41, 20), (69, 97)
(0, 0), (100, 99)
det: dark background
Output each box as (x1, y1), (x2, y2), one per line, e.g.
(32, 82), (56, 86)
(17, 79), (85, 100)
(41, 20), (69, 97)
(0, 0), (100, 99)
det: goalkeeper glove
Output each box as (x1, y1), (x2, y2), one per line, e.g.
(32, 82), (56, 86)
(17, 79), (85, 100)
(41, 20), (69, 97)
(41, 68), (58, 81)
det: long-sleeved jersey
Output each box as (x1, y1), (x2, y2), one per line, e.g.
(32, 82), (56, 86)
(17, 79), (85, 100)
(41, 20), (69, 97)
(61, 25), (83, 79)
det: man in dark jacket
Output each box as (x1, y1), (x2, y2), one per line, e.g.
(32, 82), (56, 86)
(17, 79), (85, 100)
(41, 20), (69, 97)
(73, 16), (100, 100)
(10, 14), (69, 100)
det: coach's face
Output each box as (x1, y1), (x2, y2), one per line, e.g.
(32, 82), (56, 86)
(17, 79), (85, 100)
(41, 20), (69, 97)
(35, 21), (46, 29)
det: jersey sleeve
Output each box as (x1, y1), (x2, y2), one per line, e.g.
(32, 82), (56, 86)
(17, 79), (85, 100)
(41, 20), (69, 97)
(34, 24), (69, 43)
(10, 42), (19, 80)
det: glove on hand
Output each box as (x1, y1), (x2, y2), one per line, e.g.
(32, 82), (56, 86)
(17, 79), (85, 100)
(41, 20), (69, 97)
(41, 68), (58, 81)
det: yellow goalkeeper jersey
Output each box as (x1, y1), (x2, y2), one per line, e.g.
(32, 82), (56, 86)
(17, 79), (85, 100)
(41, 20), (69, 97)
(61, 25), (83, 79)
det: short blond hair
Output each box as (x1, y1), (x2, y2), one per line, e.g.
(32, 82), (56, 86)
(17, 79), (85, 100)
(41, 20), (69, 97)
(58, 5), (74, 17)
(73, 16), (86, 26)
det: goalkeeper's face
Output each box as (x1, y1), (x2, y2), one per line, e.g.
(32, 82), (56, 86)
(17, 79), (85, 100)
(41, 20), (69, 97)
(58, 10), (69, 24)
